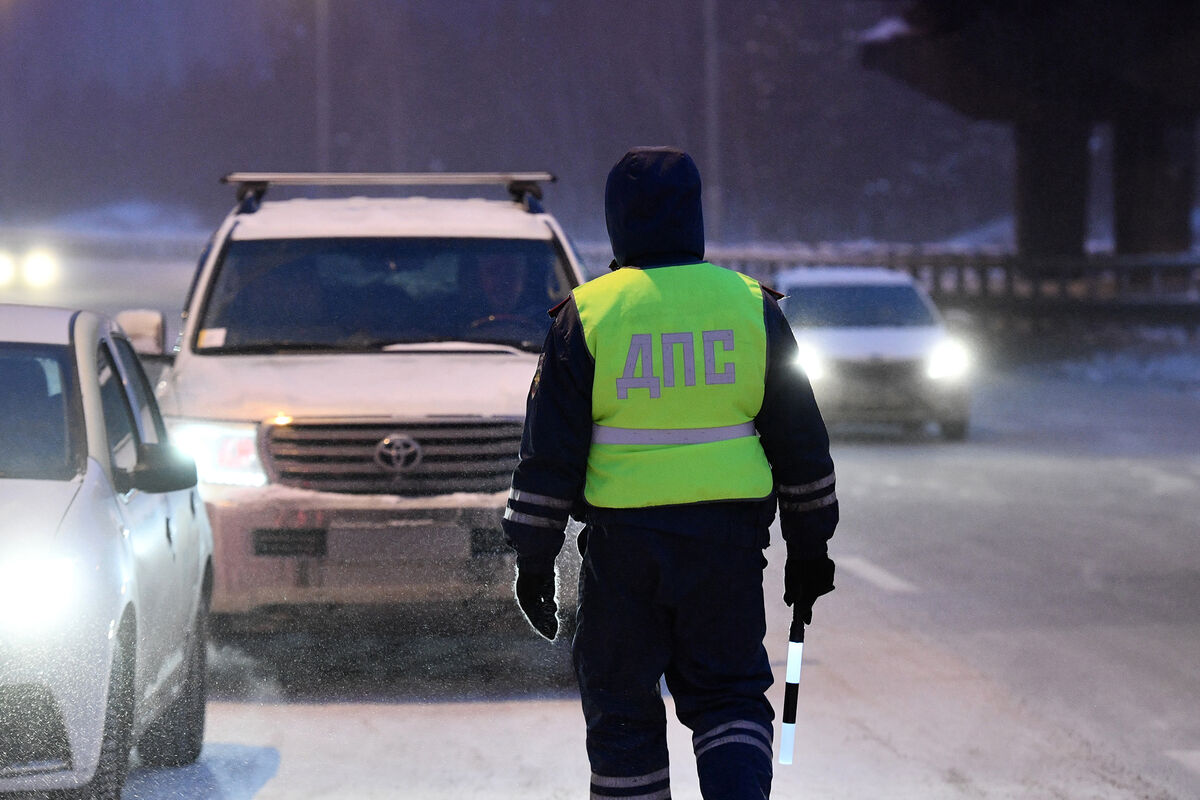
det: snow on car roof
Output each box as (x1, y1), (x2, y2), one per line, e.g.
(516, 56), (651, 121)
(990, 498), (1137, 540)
(773, 266), (916, 289)
(230, 196), (556, 241)
(0, 303), (76, 344)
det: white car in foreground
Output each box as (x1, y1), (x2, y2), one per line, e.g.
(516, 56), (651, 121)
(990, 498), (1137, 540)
(775, 267), (972, 439)
(0, 304), (212, 799)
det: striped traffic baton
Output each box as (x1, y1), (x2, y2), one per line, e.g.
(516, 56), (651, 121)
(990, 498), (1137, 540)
(778, 619), (804, 765)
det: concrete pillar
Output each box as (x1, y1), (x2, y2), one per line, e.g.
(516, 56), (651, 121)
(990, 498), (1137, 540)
(1114, 109), (1196, 254)
(1015, 113), (1091, 258)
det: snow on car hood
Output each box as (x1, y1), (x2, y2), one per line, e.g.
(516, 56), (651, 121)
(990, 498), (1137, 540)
(0, 479), (80, 546)
(794, 326), (946, 361)
(162, 348), (539, 421)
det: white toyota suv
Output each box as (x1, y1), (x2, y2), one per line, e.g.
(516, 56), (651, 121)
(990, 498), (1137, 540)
(121, 173), (585, 629)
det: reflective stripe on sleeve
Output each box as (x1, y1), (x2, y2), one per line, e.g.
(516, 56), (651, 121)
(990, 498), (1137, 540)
(503, 507), (566, 529)
(778, 471), (836, 497)
(591, 420), (756, 446)
(508, 488), (573, 510)
(779, 492), (838, 513)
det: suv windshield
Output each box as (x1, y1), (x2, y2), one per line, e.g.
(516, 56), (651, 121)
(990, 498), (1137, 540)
(0, 344), (83, 480)
(781, 284), (938, 328)
(196, 237), (571, 353)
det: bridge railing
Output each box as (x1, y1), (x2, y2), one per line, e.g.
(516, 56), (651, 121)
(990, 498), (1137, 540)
(575, 242), (1200, 322)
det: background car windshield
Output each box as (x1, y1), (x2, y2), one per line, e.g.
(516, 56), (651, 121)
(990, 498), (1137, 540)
(196, 237), (570, 352)
(781, 284), (938, 328)
(0, 344), (82, 480)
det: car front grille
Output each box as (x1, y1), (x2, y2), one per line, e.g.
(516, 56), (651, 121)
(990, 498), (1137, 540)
(823, 359), (928, 410)
(833, 359), (924, 385)
(264, 419), (523, 495)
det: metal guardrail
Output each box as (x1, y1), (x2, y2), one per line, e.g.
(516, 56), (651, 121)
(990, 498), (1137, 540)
(575, 242), (1200, 324)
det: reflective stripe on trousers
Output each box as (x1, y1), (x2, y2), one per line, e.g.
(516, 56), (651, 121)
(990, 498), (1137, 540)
(693, 719), (774, 762)
(591, 767), (672, 800)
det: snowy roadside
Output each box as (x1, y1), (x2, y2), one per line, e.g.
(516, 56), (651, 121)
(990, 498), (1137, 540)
(1010, 326), (1200, 395)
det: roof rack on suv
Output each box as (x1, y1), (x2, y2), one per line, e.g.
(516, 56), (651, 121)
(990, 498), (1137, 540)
(221, 172), (557, 214)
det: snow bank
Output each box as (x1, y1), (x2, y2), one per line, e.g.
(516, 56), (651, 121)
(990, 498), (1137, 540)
(1033, 327), (1200, 394)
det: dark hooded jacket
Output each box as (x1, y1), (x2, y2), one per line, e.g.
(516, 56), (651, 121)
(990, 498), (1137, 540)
(503, 147), (837, 572)
(605, 146), (705, 268)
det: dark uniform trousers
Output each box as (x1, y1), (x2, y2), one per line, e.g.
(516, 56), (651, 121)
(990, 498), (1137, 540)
(574, 522), (775, 800)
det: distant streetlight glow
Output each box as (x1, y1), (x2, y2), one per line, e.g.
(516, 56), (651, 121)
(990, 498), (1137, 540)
(0, 251), (15, 287)
(22, 249), (59, 288)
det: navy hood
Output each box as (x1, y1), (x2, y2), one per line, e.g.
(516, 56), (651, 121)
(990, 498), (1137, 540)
(605, 147), (705, 267)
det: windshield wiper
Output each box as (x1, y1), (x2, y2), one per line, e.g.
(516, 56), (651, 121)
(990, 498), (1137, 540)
(203, 342), (348, 355)
(380, 338), (535, 354)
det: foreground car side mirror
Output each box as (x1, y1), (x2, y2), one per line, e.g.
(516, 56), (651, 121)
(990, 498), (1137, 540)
(120, 443), (198, 494)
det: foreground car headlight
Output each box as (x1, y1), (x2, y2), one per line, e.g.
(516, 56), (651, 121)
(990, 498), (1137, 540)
(926, 338), (970, 380)
(795, 342), (827, 382)
(167, 419), (268, 487)
(0, 556), (78, 633)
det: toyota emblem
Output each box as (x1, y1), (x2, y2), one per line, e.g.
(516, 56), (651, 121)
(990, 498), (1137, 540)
(374, 434), (423, 472)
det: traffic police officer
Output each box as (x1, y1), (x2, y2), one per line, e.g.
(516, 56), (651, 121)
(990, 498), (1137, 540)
(503, 146), (837, 800)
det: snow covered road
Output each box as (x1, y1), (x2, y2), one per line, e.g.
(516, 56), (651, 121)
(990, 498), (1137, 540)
(107, 357), (1200, 799)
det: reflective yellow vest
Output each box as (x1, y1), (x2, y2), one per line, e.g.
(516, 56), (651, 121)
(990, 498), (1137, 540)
(573, 263), (774, 508)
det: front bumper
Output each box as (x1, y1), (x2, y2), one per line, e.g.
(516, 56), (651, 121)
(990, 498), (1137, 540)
(203, 485), (525, 614)
(0, 627), (109, 792)
(812, 362), (969, 424)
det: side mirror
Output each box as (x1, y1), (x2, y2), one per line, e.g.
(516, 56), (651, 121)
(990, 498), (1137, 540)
(115, 309), (167, 357)
(123, 443), (198, 494)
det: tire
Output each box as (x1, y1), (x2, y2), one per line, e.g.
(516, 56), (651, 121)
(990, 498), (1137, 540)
(940, 417), (969, 441)
(57, 631), (133, 800)
(137, 610), (207, 767)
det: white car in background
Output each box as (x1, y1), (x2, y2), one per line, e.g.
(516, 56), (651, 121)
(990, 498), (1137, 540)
(775, 266), (972, 439)
(0, 304), (212, 799)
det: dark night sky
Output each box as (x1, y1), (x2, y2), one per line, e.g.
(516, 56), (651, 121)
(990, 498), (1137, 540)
(0, 1), (1188, 247)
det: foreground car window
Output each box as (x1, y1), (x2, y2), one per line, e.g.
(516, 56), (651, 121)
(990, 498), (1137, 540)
(196, 237), (570, 353)
(0, 344), (82, 479)
(782, 285), (938, 328)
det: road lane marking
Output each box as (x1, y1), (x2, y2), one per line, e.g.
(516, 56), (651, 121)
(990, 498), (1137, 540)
(1166, 750), (1200, 774)
(838, 556), (919, 593)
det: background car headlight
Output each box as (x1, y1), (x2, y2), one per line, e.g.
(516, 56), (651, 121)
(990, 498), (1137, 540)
(167, 419), (268, 487)
(21, 249), (59, 288)
(926, 338), (970, 380)
(795, 342), (827, 382)
(0, 251), (16, 287)
(0, 556), (78, 632)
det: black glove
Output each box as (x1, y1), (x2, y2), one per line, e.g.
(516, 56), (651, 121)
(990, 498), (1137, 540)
(783, 551), (835, 626)
(515, 567), (558, 640)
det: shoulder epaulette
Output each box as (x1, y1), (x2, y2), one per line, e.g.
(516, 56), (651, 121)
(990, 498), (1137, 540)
(548, 296), (571, 318)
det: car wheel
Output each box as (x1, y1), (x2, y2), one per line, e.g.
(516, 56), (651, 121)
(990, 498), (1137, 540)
(940, 417), (969, 441)
(137, 610), (208, 767)
(55, 631), (133, 800)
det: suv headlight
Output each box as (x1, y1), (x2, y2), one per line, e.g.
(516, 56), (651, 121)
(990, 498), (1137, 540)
(926, 338), (970, 380)
(0, 556), (78, 633)
(166, 419), (268, 487)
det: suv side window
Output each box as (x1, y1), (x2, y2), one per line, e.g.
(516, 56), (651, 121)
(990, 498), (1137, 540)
(97, 344), (139, 473)
(111, 338), (166, 445)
